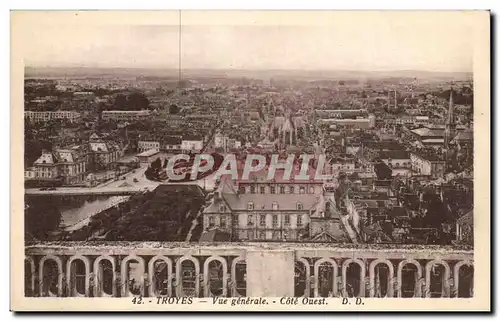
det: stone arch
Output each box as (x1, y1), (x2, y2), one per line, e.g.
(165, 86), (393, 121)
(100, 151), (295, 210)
(93, 255), (116, 297)
(66, 255), (91, 297)
(342, 258), (366, 297)
(369, 259), (395, 297)
(148, 255), (173, 297)
(24, 256), (35, 297)
(39, 255), (64, 297)
(295, 257), (311, 298)
(231, 256), (246, 297)
(203, 256), (228, 297)
(397, 259), (423, 298)
(314, 258), (338, 297)
(453, 260), (473, 298)
(176, 255), (200, 297)
(425, 260), (451, 298)
(121, 255), (146, 297)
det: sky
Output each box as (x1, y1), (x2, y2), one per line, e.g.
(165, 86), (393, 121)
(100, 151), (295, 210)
(16, 11), (476, 72)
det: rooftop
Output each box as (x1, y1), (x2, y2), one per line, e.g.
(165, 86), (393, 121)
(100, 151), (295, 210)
(137, 149), (160, 157)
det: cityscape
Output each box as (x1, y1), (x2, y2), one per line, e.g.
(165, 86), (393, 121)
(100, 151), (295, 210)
(22, 15), (474, 300)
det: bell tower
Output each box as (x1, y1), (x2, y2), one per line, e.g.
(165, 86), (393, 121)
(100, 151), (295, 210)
(444, 87), (456, 151)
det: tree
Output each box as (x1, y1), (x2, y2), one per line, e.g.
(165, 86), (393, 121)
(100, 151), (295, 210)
(374, 162), (392, 180)
(25, 196), (61, 241)
(169, 104), (179, 114)
(151, 158), (162, 171)
(113, 92), (150, 111)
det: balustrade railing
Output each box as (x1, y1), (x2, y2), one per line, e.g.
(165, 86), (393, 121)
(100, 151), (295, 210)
(24, 242), (473, 298)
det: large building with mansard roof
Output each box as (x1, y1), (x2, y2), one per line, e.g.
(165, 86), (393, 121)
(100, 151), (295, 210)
(202, 167), (350, 243)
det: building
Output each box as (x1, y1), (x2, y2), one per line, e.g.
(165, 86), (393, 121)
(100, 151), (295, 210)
(410, 152), (446, 179)
(181, 137), (204, 152)
(378, 150), (410, 168)
(368, 114), (376, 128)
(327, 154), (356, 174)
(202, 166), (349, 242)
(101, 110), (151, 121)
(28, 146), (88, 185)
(138, 140), (160, 153)
(88, 133), (123, 168)
(73, 91), (96, 100)
(315, 109), (367, 119)
(24, 111), (81, 123)
(136, 149), (160, 165)
(455, 210), (473, 245)
(160, 137), (183, 153)
(214, 133), (242, 152)
(318, 118), (374, 129)
(266, 114), (307, 147)
(24, 167), (36, 180)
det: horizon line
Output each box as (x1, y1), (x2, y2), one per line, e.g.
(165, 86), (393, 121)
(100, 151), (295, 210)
(25, 65), (473, 74)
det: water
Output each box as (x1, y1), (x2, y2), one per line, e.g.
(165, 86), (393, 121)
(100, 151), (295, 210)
(59, 196), (130, 230)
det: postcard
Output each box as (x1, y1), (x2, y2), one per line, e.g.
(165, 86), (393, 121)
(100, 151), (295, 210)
(10, 10), (490, 312)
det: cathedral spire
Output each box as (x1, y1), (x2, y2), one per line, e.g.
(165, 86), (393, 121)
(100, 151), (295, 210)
(447, 87), (455, 127)
(444, 86), (456, 159)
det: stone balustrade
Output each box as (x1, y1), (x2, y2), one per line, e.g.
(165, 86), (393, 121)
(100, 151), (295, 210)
(24, 242), (473, 298)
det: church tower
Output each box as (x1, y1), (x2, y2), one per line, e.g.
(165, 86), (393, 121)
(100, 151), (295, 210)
(444, 87), (456, 151)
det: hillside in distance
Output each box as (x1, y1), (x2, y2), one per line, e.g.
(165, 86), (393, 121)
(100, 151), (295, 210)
(25, 66), (472, 82)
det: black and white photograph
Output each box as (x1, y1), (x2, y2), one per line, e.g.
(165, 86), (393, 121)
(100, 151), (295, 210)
(10, 10), (490, 311)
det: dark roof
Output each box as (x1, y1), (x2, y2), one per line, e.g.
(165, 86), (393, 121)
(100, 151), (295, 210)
(388, 207), (408, 217)
(363, 140), (404, 151)
(183, 135), (203, 141)
(378, 150), (410, 160)
(161, 136), (182, 145)
(411, 151), (445, 162)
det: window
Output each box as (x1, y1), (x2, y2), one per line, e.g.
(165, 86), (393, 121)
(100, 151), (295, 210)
(233, 215), (239, 227)
(247, 215), (254, 226)
(284, 215), (290, 226)
(299, 186), (305, 194)
(247, 202), (254, 210)
(220, 216), (227, 228)
(297, 202), (303, 210)
(248, 230), (255, 240)
(297, 215), (303, 227)
(250, 185), (256, 194)
(260, 186), (265, 194)
(272, 215), (278, 228)
(280, 186), (285, 194)
(272, 202), (279, 211)
(239, 186), (245, 194)
(259, 231), (266, 240)
(272, 230), (280, 240)
(309, 186), (315, 194)
(219, 204), (226, 212)
(208, 216), (215, 227)
(259, 214), (266, 227)
(270, 186), (276, 194)
(290, 186), (295, 194)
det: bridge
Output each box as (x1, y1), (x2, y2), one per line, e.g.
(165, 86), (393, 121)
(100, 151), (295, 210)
(24, 186), (150, 196)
